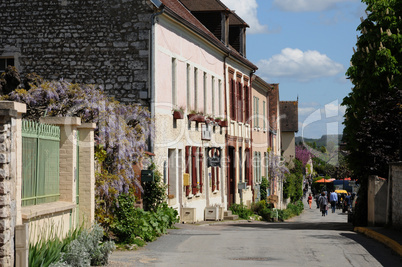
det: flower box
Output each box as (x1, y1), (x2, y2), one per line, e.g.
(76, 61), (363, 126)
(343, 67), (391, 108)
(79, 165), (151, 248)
(219, 120), (228, 127)
(173, 110), (184, 119)
(188, 113), (205, 122)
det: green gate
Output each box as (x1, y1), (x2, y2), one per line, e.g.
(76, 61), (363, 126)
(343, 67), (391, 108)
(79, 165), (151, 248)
(21, 120), (60, 206)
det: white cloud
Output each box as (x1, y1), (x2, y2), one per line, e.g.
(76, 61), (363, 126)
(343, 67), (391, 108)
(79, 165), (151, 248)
(273, 0), (358, 12)
(256, 48), (344, 82)
(220, 0), (268, 34)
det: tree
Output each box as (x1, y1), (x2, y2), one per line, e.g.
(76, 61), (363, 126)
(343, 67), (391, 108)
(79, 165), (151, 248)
(342, 0), (402, 225)
(343, 0), (402, 180)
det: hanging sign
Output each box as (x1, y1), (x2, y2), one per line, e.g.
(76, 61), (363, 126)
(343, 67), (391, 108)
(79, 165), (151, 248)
(207, 147), (222, 167)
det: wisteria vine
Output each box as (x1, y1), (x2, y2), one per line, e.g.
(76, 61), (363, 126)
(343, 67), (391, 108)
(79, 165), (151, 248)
(6, 80), (154, 200)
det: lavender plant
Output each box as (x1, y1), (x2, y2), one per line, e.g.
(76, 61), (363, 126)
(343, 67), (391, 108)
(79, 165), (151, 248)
(4, 79), (154, 226)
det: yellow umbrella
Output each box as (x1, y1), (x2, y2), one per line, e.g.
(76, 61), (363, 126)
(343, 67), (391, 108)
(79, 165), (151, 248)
(335, 189), (348, 194)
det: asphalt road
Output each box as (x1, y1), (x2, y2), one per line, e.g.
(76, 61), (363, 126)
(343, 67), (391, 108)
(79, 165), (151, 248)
(108, 200), (402, 266)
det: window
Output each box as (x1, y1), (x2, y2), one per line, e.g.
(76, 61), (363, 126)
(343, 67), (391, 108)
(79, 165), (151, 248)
(254, 97), (259, 127)
(253, 152), (262, 184)
(263, 101), (266, 129)
(218, 80), (222, 116)
(171, 58), (177, 106)
(203, 72), (207, 113)
(194, 68), (198, 111)
(211, 76), (215, 115)
(0, 57), (14, 72)
(187, 64), (191, 111)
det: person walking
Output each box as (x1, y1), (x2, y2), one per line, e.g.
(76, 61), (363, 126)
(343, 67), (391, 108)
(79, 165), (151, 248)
(307, 193), (313, 209)
(318, 192), (328, 216)
(329, 190), (338, 213)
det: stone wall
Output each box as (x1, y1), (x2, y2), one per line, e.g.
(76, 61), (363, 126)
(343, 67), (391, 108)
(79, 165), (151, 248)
(0, 102), (26, 267)
(0, 0), (154, 104)
(389, 163), (402, 230)
(367, 175), (388, 226)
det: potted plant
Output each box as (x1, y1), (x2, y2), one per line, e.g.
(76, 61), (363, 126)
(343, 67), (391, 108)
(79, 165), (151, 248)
(187, 110), (198, 121)
(219, 118), (228, 127)
(173, 106), (184, 119)
(188, 110), (205, 123)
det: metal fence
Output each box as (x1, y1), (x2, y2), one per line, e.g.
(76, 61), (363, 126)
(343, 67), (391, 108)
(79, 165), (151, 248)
(21, 120), (60, 206)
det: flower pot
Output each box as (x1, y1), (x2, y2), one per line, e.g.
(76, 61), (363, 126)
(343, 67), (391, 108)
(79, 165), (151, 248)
(196, 115), (206, 123)
(219, 120), (228, 127)
(173, 110), (184, 119)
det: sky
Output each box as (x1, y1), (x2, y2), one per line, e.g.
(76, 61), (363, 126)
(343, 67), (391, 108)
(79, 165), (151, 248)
(220, 0), (367, 139)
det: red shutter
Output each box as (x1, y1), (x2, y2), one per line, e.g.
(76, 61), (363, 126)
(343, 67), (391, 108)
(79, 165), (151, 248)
(185, 146), (190, 196)
(199, 147), (203, 193)
(211, 149), (216, 192)
(216, 166), (220, 190)
(244, 86), (249, 123)
(246, 149), (251, 186)
(192, 147), (197, 195)
(231, 79), (236, 121)
(238, 82), (243, 122)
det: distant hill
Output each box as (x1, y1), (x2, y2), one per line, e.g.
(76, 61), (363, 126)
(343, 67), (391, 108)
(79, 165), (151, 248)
(295, 134), (342, 148)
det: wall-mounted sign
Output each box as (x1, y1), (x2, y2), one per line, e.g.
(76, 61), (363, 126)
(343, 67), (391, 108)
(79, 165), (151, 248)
(183, 173), (190, 186)
(207, 147), (221, 167)
(238, 182), (247, 190)
(141, 170), (154, 182)
(201, 123), (212, 141)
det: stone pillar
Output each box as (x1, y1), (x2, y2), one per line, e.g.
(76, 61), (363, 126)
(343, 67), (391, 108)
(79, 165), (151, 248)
(77, 123), (96, 227)
(0, 101), (26, 267)
(389, 162), (402, 230)
(40, 117), (81, 204)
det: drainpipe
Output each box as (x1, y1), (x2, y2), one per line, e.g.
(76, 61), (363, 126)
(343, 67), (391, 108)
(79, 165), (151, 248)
(149, 6), (165, 153)
(223, 53), (229, 207)
(249, 69), (256, 201)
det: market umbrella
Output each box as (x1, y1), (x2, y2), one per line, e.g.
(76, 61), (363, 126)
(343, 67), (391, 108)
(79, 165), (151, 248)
(315, 178), (333, 183)
(335, 189), (348, 194)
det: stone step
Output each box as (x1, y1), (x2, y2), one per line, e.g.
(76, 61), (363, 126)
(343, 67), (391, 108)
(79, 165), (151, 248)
(224, 210), (233, 216)
(223, 214), (239, 220)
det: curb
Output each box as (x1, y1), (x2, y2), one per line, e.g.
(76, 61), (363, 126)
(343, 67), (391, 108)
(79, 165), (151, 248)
(354, 227), (402, 257)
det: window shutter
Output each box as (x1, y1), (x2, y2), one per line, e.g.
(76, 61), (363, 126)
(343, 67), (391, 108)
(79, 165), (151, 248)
(185, 146), (190, 196)
(192, 146), (197, 195)
(211, 148), (216, 192)
(231, 79), (236, 121)
(217, 166), (220, 190)
(199, 147), (203, 193)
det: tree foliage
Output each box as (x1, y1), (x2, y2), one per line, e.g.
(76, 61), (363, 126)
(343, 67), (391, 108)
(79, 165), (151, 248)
(342, 0), (402, 180)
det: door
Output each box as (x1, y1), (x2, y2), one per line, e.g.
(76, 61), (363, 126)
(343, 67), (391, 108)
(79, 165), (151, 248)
(227, 146), (236, 207)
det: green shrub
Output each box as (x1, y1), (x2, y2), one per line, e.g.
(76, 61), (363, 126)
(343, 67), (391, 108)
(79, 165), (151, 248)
(142, 163), (168, 211)
(229, 204), (254, 220)
(56, 224), (115, 266)
(111, 194), (179, 243)
(29, 225), (83, 267)
(277, 200), (304, 221)
(260, 177), (269, 201)
(30, 223), (114, 267)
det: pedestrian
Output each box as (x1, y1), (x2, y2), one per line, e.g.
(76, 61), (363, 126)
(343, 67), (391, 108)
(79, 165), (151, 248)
(307, 193), (313, 209)
(345, 192), (352, 211)
(318, 192), (328, 216)
(315, 193), (320, 209)
(329, 190), (338, 213)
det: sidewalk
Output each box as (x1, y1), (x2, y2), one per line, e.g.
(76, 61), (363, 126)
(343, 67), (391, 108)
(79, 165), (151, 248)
(354, 226), (402, 257)
(309, 188), (402, 257)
